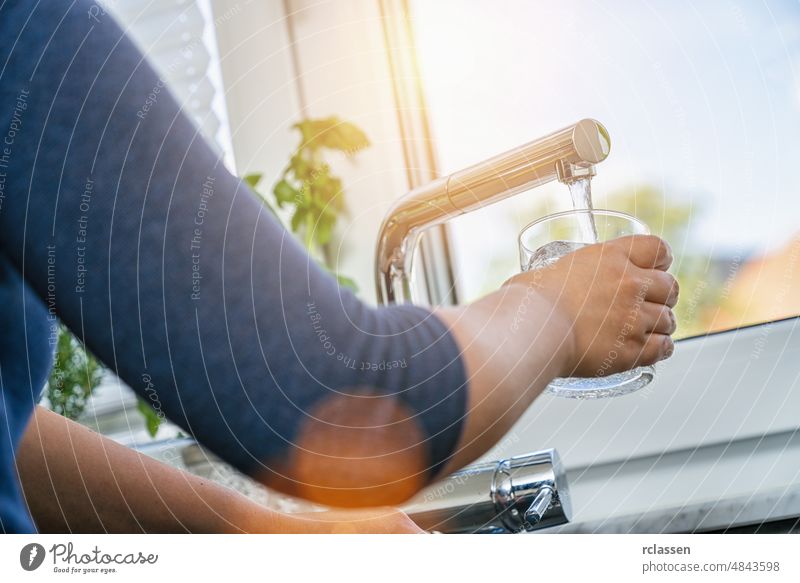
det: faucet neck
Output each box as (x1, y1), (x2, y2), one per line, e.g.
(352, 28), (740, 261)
(376, 119), (611, 306)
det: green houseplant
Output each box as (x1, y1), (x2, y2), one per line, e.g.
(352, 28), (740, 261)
(244, 116), (369, 291)
(47, 325), (104, 421)
(48, 325), (164, 437)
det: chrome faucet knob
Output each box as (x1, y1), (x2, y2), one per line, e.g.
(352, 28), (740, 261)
(492, 451), (571, 533)
(405, 448), (571, 533)
(523, 485), (554, 529)
(405, 449), (572, 533)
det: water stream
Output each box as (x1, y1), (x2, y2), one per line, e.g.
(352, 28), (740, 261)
(567, 177), (599, 243)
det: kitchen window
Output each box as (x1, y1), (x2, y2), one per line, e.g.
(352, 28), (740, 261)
(108, 0), (233, 162)
(399, 0), (800, 531)
(410, 0), (800, 338)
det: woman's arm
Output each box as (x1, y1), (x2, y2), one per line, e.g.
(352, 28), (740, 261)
(0, 0), (677, 508)
(17, 406), (422, 533)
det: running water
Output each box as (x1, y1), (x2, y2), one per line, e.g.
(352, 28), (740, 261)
(524, 177), (598, 271)
(568, 177), (599, 243)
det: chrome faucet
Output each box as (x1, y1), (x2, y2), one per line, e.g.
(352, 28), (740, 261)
(375, 118), (610, 305)
(404, 449), (572, 533)
(376, 120), (611, 532)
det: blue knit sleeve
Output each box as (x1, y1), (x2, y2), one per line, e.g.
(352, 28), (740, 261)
(0, 0), (466, 496)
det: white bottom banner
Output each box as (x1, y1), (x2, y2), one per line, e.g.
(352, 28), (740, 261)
(1, 534), (798, 582)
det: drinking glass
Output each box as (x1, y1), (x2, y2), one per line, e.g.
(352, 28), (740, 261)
(519, 209), (654, 399)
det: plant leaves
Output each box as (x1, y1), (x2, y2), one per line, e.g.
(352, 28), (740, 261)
(47, 326), (104, 421)
(243, 172), (263, 189)
(315, 213), (335, 245)
(289, 153), (312, 182)
(323, 121), (370, 153)
(293, 116), (370, 153)
(334, 273), (359, 292)
(324, 177), (344, 209)
(266, 116), (371, 296)
(316, 202), (338, 220)
(137, 398), (163, 438)
(293, 117), (340, 151)
(273, 179), (300, 207)
(290, 206), (307, 233)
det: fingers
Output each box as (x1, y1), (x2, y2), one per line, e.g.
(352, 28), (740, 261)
(641, 302), (677, 335)
(614, 235), (673, 271)
(635, 333), (675, 367)
(643, 269), (679, 308)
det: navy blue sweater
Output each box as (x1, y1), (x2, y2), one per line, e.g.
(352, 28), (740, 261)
(0, 0), (466, 532)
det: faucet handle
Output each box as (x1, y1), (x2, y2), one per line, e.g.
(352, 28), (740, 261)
(405, 448), (571, 533)
(492, 449), (572, 533)
(523, 485), (554, 530)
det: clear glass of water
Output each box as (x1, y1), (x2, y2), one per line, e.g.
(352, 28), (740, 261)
(519, 209), (654, 399)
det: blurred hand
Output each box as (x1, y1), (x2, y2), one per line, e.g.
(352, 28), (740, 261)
(510, 234), (679, 377)
(281, 507), (425, 534)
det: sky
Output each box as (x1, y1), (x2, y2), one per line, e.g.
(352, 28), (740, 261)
(411, 0), (800, 300)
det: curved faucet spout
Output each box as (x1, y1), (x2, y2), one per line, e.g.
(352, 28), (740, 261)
(375, 118), (611, 305)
